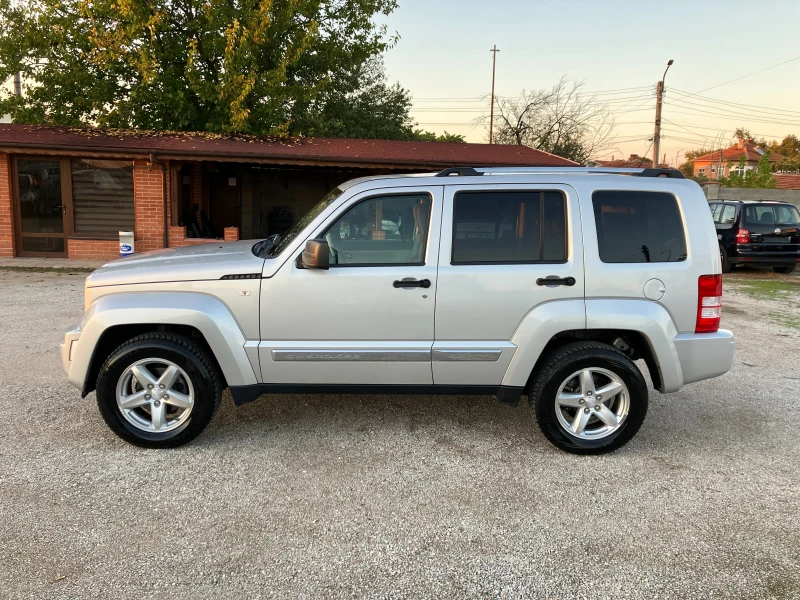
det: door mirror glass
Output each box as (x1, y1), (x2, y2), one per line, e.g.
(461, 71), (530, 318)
(301, 239), (330, 270)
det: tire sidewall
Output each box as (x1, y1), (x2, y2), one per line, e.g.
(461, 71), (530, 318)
(535, 350), (648, 454)
(720, 244), (732, 273)
(96, 339), (217, 448)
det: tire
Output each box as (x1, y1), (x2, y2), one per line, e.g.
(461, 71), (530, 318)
(528, 342), (648, 455)
(95, 333), (223, 448)
(720, 245), (733, 273)
(773, 265), (796, 274)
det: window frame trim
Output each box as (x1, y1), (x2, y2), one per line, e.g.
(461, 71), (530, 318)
(449, 189), (569, 266)
(320, 191), (435, 269)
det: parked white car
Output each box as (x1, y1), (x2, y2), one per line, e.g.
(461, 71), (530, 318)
(61, 167), (734, 454)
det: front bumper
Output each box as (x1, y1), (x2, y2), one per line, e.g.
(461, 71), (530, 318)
(673, 329), (735, 386)
(60, 325), (82, 384)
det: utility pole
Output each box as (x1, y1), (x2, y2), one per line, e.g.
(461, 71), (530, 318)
(652, 59), (673, 167)
(489, 45), (499, 144)
(13, 72), (21, 97)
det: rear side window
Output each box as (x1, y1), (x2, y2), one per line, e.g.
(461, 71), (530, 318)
(592, 191), (687, 263)
(720, 204), (736, 224)
(451, 190), (567, 264)
(710, 203), (723, 222)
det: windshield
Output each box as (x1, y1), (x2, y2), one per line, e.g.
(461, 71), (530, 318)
(266, 187), (344, 257)
(743, 204), (800, 227)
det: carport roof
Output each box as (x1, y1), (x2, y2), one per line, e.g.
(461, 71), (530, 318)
(0, 124), (577, 169)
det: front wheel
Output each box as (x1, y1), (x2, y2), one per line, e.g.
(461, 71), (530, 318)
(773, 265), (796, 274)
(95, 333), (223, 448)
(528, 342), (648, 455)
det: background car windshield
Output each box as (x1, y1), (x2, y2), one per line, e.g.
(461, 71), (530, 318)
(743, 204), (800, 227)
(270, 187), (344, 256)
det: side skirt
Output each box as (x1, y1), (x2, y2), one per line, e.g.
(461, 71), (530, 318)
(229, 384), (524, 407)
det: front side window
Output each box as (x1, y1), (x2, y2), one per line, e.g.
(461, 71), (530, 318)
(71, 159), (134, 235)
(269, 187), (344, 256)
(323, 194), (431, 266)
(592, 190), (687, 263)
(451, 190), (567, 264)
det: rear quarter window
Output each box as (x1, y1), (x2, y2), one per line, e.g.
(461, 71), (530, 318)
(592, 190), (687, 263)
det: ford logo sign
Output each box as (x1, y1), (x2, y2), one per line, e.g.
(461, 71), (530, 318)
(120, 244), (132, 252)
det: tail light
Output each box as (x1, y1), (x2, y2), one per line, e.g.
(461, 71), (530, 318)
(736, 229), (750, 244)
(696, 275), (722, 333)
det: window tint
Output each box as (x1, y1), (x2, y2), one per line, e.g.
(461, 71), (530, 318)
(592, 191), (687, 263)
(71, 159), (134, 234)
(709, 203), (722, 222)
(451, 191), (566, 264)
(720, 204), (736, 224)
(324, 194), (430, 266)
(743, 204), (800, 227)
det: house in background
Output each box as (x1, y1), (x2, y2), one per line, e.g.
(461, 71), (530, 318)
(0, 124), (577, 260)
(693, 139), (785, 180)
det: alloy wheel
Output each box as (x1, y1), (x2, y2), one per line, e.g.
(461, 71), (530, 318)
(554, 367), (630, 440)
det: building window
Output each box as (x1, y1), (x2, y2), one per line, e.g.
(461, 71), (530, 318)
(451, 190), (567, 264)
(71, 159), (134, 235)
(698, 168), (706, 174)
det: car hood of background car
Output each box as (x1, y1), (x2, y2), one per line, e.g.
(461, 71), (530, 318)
(86, 241), (266, 287)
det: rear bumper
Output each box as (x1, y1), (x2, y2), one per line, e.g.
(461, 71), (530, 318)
(673, 329), (734, 386)
(60, 325), (83, 389)
(730, 247), (800, 265)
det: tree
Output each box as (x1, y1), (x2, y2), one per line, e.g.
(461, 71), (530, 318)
(0, 0), (419, 137)
(734, 128), (752, 141)
(408, 130), (466, 143)
(478, 78), (615, 163)
(719, 154), (777, 188)
(776, 134), (800, 159)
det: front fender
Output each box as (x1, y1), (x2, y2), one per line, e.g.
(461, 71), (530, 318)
(69, 292), (258, 392)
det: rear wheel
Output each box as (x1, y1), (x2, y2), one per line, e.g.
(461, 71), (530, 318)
(720, 245), (733, 273)
(773, 265), (796, 274)
(96, 333), (223, 448)
(528, 342), (648, 455)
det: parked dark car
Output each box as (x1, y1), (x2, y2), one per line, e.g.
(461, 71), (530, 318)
(709, 200), (800, 274)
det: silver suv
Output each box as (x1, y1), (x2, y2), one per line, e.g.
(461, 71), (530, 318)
(61, 167), (734, 454)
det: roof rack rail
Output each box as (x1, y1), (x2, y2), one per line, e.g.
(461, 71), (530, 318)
(435, 166), (685, 179)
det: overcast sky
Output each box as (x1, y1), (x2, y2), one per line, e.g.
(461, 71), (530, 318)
(382, 0), (800, 165)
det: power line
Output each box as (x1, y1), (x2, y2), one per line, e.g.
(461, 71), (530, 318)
(694, 56), (800, 94)
(665, 99), (800, 126)
(669, 89), (800, 119)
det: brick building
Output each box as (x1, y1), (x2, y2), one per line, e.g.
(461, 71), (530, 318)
(0, 124), (575, 260)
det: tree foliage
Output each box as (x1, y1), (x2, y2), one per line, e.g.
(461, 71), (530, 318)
(0, 0), (456, 141)
(479, 78), (615, 163)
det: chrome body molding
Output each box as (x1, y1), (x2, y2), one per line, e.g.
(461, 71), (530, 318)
(271, 349), (507, 362)
(431, 349), (502, 362)
(272, 349), (430, 362)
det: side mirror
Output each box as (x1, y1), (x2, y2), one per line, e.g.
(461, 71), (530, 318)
(300, 239), (329, 270)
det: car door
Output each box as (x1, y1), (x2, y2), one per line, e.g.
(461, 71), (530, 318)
(433, 183), (584, 386)
(258, 186), (443, 385)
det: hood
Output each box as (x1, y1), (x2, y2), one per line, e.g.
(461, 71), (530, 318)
(86, 240), (266, 287)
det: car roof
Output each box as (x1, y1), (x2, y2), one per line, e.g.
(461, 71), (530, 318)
(715, 199), (792, 204)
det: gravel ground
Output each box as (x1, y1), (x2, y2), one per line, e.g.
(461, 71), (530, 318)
(1, 268), (799, 600)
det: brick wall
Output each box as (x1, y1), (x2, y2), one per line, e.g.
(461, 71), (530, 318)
(224, 227), (239, 241)
(67, 239), (120, 260)
(0, 153), (14, 257)
(133, 160), (169, 253)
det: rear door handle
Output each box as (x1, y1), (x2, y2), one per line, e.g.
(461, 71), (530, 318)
(393, 278), (431, 289)
(536, 276), (576, 287)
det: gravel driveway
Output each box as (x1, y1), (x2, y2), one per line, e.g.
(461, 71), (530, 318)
(1, 269), (799, 599)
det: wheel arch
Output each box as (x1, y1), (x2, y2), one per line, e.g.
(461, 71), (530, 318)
(71, 292), (259, 396)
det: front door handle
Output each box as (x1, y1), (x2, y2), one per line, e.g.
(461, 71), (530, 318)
(536, 276), (576, 287)
(393, 278), (431, 289)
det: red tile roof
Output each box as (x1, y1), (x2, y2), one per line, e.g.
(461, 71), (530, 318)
(0, 124), (577, 168)
(775, 174), (800, 189)
(694, 141), (785, 164)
